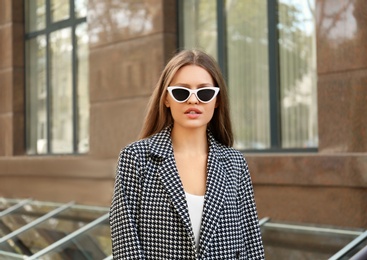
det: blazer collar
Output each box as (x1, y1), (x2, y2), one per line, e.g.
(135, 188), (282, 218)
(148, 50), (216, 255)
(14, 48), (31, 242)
(149, 125), (229, 161)
(148, 125), (174, 159)
(149, 125), (229, 257)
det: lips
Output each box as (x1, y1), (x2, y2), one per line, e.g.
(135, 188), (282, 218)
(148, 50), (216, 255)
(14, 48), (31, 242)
(185, 108), (202, 114)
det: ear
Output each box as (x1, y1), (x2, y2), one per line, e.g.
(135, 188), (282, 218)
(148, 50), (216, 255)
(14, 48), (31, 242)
(165, 98), (170, 107)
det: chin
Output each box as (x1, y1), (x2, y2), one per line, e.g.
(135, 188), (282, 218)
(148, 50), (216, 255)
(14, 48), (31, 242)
(177, 121), (209, 130)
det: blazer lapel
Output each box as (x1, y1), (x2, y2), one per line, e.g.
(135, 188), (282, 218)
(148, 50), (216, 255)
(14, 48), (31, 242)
(149, 127), (195, 245)
(199, 133), (228, 257)
(158, 154), (195, 240)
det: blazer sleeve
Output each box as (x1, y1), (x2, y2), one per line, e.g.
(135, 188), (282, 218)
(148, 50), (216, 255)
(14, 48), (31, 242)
(239, 157), (265, 259)
(110, 146), (145, 259)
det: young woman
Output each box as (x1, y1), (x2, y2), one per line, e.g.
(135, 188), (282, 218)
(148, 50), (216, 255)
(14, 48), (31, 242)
(110, 50), (265, 259)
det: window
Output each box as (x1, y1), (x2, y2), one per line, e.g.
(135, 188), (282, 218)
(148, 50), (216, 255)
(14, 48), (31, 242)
(25, 0), (89, 154)
(179, 0), (318, 151)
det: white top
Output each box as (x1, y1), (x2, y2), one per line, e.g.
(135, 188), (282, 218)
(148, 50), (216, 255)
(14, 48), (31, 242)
(185, 192), (205, 249)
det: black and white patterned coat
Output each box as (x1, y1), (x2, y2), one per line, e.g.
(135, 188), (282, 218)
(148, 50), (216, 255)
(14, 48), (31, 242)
(110, 126), (265, 259)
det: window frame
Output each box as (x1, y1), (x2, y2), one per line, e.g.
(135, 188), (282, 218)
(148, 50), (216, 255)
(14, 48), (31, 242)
(25, 0), (87, 155)
(177, 0), (318, 153)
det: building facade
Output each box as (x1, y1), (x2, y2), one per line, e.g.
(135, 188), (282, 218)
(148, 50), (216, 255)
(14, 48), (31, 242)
(0, 0), (366, 229)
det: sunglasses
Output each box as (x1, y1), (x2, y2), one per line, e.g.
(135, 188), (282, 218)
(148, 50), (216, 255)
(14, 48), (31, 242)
(167, 86), (219, 103)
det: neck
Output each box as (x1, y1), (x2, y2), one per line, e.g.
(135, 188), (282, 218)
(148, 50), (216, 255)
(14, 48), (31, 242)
(171, 125), (208, 155)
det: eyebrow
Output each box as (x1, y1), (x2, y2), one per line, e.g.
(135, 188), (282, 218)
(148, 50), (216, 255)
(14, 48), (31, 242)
(170, 83), (214, 88)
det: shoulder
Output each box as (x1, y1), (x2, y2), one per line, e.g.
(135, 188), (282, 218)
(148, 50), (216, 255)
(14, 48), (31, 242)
(225, 145), (244, 159)
(223, 146), (247, 168)
(115, 139), (151, 180)
(208, 130), (244, 163)
(119, 127), (172, 160)
(212, 138), (245, 163)
(122, 138), (150, 154)
(211, 141), (249, 177)
(118, 138), (150, 165)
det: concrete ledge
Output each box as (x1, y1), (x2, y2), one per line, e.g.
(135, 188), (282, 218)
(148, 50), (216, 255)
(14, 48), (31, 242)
(0, 156), (116, 179)
(246, 153), (367, 188)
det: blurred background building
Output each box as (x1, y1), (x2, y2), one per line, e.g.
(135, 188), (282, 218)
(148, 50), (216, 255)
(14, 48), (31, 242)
(0, 0), (366, 244)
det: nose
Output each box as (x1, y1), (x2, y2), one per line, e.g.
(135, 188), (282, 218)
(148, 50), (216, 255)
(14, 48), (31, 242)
(187, 93), (199, 104)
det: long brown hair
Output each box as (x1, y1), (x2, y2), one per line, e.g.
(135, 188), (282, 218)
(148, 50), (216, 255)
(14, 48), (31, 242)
(139, 49), (233, 147)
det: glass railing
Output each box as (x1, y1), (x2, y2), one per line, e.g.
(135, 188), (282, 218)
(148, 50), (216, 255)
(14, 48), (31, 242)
(259, 217), (367, 260)
(0, 198), (112, 259)
(0, 198), (366, 259)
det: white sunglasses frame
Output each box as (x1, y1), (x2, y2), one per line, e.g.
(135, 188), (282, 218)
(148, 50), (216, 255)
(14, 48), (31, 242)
(167, 86), (220, 103)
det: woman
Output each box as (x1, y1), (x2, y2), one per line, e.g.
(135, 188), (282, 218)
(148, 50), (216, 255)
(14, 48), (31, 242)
(110, 50), (265, 259)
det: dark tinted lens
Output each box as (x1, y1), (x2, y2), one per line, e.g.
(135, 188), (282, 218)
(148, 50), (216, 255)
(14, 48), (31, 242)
(172, 88), (190, 101)
(197, 89), (215, 102)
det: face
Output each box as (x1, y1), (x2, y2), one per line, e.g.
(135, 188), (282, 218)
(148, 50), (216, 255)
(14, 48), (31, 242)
(165, 65), (218, 131)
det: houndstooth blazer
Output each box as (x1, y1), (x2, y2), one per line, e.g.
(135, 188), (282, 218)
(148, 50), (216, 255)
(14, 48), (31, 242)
(110, 126), (265, 259)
